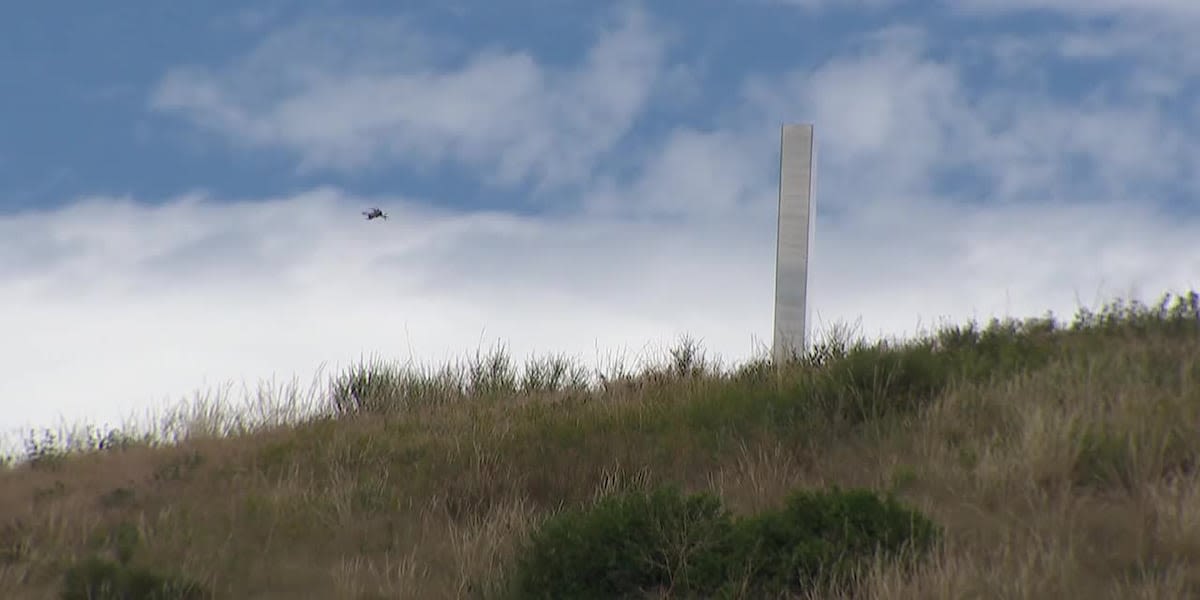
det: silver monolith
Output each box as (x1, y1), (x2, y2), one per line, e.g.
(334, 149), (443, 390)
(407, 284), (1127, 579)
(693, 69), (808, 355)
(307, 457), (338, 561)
(772, 123), (816, 363)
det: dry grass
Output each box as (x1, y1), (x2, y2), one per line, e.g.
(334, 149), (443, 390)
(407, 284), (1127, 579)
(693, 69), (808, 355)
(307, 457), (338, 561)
(1, 292), (1198, 599)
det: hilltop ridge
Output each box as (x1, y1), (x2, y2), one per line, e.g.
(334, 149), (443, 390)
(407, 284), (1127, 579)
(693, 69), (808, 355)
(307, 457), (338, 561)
(1, 291), (1198, 598)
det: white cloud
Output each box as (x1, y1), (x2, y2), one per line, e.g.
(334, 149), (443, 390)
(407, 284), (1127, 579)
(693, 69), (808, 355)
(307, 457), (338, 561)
(4, 181), (1196, 447)
(739, 25), (1199, 210)
(768, 0), (1200, 21)
(767, 28), (1199, 335)
(763, 0), (901, 10)
(769, 31), (975, 199)
(583, 127), (777, 218)
(950, 0), (1200, 21)
(0, 189), (779, 440)
(150, 7), (666, 189)
(6, 7), (1200, 454)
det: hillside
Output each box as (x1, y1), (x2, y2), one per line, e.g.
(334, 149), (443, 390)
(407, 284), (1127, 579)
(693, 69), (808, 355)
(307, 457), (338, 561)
(2, 291), (1198, 599)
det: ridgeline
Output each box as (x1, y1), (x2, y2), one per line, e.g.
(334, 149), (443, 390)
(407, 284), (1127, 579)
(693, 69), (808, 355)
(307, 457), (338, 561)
(2, 292), (1198, 598)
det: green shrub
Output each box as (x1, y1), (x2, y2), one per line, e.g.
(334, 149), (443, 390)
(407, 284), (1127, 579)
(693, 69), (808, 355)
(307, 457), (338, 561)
(61, 556), (207, 600)
(812, 345), (948, 424)
(63, 521), (208, 600)
(955, 316), (1056, 382)
(800, 314), (1064, 427)
(730, 487), (939, 597)
(731, 358), (773, 385)
(1071, 291), (1200, 339)
(507, 484), (735, 599)
(504, 484), (939, 599)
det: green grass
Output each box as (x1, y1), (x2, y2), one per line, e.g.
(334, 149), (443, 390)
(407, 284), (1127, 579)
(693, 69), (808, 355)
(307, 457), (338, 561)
(0, 290), (1198, 599)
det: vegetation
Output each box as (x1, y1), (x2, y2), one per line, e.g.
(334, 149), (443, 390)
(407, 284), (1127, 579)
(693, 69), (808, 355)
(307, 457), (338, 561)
(506, 483), (938, 598)
(0, 291), (1197, 598)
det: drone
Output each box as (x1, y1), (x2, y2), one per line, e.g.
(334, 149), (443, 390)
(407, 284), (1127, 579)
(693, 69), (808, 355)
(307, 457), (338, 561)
(362, 207), (388, 221)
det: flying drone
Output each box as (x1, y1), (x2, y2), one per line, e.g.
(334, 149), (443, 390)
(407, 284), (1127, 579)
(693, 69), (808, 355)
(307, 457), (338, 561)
(362, 207), (388, 220)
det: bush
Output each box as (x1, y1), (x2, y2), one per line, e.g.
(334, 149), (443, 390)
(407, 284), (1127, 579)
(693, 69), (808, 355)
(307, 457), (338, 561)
(811, 345), (948, 424)
(802, 316), (1061, 426)
(729, 487), (940, 597)
(505, 484), (939, 599)
(62, 521), (208, 600)
(507, 484), (735, 599)
(61, 556), (207, 600)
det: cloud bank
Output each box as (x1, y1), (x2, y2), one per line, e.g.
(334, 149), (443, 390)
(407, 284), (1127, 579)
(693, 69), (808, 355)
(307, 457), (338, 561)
(151, 7), (667, 189)
(3, 4), (1198, 447)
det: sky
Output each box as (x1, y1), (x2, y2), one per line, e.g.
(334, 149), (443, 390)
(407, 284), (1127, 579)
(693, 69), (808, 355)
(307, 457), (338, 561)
(2, 0), (1198, 442)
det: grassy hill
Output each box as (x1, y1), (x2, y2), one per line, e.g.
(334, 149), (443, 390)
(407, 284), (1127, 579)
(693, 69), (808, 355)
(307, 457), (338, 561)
(2, 291), (1198, 599)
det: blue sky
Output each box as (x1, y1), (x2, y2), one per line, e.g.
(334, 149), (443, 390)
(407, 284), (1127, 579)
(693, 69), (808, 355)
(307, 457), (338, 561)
(2, 1), (1199, 441)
